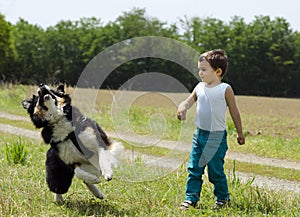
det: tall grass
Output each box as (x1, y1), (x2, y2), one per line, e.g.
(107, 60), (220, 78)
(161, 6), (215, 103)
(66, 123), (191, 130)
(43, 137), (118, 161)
(5, 137), (28, 165)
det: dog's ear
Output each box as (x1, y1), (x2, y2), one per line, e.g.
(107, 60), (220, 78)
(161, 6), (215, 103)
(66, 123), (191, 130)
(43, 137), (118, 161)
(57, 84), (65, 95)
(22, 95), (37, 110)
(22, 98), (32, 109)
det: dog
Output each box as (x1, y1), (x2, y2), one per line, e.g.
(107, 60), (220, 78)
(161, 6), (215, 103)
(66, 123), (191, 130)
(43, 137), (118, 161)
(22, 84), (124, 203)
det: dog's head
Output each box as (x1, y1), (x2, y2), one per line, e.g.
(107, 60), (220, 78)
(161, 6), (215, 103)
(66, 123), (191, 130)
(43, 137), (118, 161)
(22, 84), (71, 128)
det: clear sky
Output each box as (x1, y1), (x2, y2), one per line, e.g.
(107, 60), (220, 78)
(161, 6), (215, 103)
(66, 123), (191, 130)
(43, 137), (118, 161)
(1, 0), (300, 31)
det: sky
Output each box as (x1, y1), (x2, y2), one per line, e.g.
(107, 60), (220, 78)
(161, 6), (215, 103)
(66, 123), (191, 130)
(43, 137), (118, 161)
(1, 0), (300, 31)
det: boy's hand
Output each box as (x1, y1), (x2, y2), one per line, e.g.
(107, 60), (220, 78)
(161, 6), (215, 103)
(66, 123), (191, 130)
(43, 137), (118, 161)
(177, 110), (186, 121)
(237, 133), (245, 145)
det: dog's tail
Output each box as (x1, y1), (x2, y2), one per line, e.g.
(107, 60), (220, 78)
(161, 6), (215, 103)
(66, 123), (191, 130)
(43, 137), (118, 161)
(107, 141), (124, 167)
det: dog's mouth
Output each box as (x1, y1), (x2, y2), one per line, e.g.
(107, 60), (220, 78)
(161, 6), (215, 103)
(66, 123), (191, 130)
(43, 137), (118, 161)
(38, 84), (58, 109)
(38, 84), (55, 98)
(44, 94), (52, 101)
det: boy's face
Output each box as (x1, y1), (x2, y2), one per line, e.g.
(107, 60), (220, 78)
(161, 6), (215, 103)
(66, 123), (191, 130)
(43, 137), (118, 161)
(198, 60), (221, 84)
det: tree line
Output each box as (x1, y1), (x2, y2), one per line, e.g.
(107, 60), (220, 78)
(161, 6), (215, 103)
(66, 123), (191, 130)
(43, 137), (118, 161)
(1, 8), (300, 97)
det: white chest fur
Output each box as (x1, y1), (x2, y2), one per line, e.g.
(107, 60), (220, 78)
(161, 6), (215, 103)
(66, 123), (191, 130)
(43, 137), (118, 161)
(51, 118), (73, 142)
(57, 140), (87, 165)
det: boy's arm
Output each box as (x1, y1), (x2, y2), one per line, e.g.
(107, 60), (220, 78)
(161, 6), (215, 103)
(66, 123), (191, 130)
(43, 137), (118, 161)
(177, 89), (197, 121)
(225, 86), (245, 145)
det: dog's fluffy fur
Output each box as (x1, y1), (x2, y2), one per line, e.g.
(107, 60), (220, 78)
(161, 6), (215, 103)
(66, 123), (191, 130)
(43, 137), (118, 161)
(22, 84), (124, 203)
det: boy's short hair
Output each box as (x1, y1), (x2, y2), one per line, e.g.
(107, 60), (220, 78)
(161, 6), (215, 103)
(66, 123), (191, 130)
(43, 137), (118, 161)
(199, 49), (228, 77)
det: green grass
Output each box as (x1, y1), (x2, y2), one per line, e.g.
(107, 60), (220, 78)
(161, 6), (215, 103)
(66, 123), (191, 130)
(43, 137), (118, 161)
(0, 132), (300, 216)
(227, 132), (300, 161)
(0, 117), (35, 130)
(0, 84), (34, 116)
(2, 117), (296, 183)
(1, 85), (300, 216)
(225, 159), (300, 182)
(5, 137), (28, 165)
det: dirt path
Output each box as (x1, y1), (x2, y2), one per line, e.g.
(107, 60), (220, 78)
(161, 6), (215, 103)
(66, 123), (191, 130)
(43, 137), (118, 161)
(107, 131), (300, 171)
(0, 112), (299, 194)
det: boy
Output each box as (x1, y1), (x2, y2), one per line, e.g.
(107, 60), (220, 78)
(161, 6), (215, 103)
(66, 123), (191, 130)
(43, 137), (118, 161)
(177, 49), (245, 209)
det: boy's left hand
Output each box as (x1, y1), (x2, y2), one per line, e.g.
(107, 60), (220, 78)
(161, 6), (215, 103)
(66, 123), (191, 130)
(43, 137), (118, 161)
(237, 133), (245, 145)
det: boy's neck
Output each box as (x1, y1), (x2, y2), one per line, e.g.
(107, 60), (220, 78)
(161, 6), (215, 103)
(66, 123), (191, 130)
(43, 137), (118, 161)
(204, 80), (222, 88)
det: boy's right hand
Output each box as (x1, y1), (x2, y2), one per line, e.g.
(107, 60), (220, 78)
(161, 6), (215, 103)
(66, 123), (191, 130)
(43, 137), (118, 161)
(177, 110), (186, 120)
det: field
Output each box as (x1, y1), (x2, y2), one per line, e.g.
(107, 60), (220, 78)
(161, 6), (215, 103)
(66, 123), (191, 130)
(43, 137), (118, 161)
(0, 84), (300, 216)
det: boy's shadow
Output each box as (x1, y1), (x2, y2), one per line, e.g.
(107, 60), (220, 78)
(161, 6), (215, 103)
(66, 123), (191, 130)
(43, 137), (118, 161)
(62, 198), (132, 216)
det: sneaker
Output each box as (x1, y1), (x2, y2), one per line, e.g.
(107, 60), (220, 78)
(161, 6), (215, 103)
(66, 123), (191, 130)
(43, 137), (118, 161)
(179, 200), (196, 210)
(213, 201), (229, 209)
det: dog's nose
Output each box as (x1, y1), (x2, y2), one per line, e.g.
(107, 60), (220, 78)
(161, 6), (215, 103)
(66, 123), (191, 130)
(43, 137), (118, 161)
(39, 83), (45, 88)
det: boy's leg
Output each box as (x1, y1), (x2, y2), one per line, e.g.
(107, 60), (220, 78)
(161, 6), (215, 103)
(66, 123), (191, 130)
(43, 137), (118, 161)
(185, 129), (206, 203)
(207, 131), (230, 202)
(185, 160), (205, 203)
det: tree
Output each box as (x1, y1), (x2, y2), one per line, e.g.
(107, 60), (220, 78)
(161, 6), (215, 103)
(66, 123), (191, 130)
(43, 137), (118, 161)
(101, 8), (181, 89)
(235, 16), (294, 96)
(12, 19), (46, 83)
(45, 20), (86, 84)
(0, 14), (17, 82)
(179, 16), (230, 53)
(1, 9), (299, 97)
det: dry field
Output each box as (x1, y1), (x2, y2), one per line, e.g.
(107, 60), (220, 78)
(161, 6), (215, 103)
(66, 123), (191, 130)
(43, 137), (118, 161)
(70, 88), (300, 139)
(236, 96), (300, 139)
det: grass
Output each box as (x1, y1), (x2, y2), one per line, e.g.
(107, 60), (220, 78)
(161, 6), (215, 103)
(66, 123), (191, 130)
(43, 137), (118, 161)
(3, 85), (300, 158)
(227, 129), (300, 161)
(225, 159), (300, 182)
(0, 84), (36, 116)
(0, 133), (299, 216)
(5, 137), (28, 165)
(1, 85), (300, 216)
(0, 117), (34, 130)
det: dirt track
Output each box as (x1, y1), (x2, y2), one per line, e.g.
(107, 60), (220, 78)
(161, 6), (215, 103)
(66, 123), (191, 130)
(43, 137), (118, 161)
(0, 112), (299, 194)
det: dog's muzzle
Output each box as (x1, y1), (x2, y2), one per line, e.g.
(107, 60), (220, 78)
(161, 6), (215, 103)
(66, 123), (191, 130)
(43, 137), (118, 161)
(38, 84), (57, 108)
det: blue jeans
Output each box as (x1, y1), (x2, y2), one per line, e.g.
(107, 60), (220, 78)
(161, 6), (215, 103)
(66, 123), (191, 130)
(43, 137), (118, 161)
(185, 128), (229, 203)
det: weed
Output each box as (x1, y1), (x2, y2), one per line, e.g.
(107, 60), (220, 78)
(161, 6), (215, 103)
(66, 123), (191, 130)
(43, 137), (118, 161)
(5, 137), (28, 165)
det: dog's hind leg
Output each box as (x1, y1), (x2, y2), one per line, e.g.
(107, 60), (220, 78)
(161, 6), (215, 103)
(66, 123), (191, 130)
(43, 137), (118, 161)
(84, 182), (104, 199)
(54, 193), (64, 204)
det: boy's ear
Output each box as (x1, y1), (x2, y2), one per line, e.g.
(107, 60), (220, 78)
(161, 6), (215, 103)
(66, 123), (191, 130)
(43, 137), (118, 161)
(57, 84), (65, 95)
(216, 68), (223, 77)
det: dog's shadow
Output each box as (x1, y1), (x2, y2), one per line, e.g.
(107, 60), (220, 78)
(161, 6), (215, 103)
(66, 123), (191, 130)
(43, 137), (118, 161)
(62, 198), (133, 216)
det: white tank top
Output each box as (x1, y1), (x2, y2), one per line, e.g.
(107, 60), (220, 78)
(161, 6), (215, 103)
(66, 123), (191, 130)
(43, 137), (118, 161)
(194, 82), (229, 131)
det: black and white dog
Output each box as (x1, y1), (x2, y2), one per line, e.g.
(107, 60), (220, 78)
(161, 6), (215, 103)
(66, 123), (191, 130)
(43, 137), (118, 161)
(22, 84), (124, 203)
